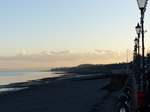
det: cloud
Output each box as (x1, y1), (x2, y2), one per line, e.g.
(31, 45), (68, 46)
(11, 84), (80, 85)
(0, 49), (133, 70)
(19, 49), (27, 56)
(0, 49), (132, 63)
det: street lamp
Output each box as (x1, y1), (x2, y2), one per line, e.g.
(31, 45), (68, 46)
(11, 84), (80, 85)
(137, 0), (148, 73)
(135, 23), (141, 35)
(135, 23), (141, 67)
(135, 37), (141, 90)
(136, 0), (148, 92)
(137, 0), (148, 15)
(137, 0), (148, 9)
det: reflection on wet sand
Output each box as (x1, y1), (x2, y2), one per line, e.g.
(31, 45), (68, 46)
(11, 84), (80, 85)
(0, 72), (66, 93)
(0, 72), (63, 86)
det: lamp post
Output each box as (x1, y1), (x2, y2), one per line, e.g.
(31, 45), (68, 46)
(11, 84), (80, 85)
(136, 0), (148, 92)
(135, 23), (141, 68)
(137, 0), (148, 73)
(135, 23), (141, 90)
(135, 37), (141, 90)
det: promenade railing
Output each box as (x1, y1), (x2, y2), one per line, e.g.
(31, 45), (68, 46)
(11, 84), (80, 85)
(117, 70), (138, 112)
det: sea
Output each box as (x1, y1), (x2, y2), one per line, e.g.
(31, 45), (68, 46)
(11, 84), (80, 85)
(0, 71), (98, 94)
(0, 71), (67, 93)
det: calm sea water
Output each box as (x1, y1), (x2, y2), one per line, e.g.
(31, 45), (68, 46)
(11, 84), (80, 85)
(0, 71), (64, 86)
(0, 71), (101, 93)
(0, 71), (67, 93)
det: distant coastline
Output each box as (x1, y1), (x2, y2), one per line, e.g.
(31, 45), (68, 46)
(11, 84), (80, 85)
(51, 63), (131, 74)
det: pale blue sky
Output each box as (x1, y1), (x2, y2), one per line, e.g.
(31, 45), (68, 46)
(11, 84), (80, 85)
(0, 0), (150, 70)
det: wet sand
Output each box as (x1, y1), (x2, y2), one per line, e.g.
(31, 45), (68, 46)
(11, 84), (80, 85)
(0, 75), (121, 112)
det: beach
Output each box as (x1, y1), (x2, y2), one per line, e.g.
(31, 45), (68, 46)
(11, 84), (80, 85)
(0, 74), (122, 112)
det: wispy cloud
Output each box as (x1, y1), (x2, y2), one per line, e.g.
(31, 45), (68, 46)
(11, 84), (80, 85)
(0, 49), (133, 70)
(0, 49), (132, 63)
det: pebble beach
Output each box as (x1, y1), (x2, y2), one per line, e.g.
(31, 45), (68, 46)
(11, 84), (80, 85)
(0, 74), (121, 112)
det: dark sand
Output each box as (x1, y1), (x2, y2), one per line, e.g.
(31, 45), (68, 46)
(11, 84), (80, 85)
(0, 75), (121, 112)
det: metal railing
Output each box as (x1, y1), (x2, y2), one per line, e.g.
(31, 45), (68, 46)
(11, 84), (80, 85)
(117, 71), (138, 112)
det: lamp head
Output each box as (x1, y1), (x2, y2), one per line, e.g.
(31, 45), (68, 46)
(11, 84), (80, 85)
(135, 23), (141, 34)
(137, 0), (148, 10)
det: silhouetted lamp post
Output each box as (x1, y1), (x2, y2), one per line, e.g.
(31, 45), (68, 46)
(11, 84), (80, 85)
(136, 0), (148, 92)
(135, 37), (141, 90)
(137, 0), (148, 72)
(135, 23), (141, 90)
(135, 23), (141, 65)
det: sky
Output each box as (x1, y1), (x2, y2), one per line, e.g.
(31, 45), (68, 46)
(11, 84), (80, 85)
(0, 0), (150, 71)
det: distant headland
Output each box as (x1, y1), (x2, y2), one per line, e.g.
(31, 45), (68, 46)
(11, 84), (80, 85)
(51, 63), (132, 74)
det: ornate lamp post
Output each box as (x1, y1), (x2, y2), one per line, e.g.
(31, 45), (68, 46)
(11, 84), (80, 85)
(135, 23), (141, 66)
(137, 0), (148, 92)
(136, 0), (148, 73)
(135, 37), (141, 90)
(135, 23), (141, 90)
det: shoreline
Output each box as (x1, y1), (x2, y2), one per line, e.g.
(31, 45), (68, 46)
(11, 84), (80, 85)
(0, 73), (127, 112)
(0, 72), (127, 94)
(0, 77), (113, 112)
(0, 72), (103, 93)
(0, 72), (127, 91)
